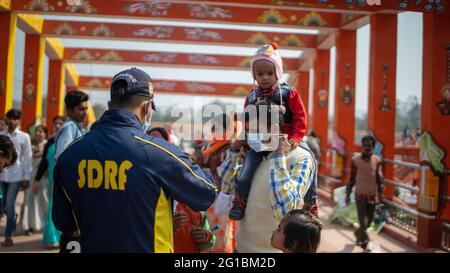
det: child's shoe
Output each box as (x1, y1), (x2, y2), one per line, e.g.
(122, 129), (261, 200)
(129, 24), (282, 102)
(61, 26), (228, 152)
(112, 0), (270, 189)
(229, 194), (247, 221)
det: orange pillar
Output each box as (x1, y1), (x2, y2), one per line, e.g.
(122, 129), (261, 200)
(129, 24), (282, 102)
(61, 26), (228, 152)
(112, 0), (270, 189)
(312, 50), (330, 172)
(0, 12), (16, 114)
(21, 34), (45, 131)
(296, 71), (310, 116)
(334, 30), (357, 182)
(367, 14), (397, 200)
(46, 60), (65, 132)
(417, 13), (450, 248)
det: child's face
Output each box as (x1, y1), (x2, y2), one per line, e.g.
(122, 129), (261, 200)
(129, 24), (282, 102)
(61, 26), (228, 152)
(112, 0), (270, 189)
(254, 60), (277, 90)
(270, 220), (287, 252)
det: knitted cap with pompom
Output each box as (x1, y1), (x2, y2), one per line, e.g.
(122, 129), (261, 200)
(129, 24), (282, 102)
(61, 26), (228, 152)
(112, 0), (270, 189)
(250, 42), (283, 81)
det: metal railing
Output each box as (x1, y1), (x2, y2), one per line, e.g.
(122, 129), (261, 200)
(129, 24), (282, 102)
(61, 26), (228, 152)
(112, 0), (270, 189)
(384, 178), (419, 193)
(383, 199), (418, 235)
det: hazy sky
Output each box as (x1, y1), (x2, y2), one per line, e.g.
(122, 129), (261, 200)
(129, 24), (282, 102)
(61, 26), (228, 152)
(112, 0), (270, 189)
(13, 12), (423, 118)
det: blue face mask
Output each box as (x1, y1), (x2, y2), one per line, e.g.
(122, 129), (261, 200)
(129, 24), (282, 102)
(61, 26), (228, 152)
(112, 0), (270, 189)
(142, 102), (152, 133)
(142, 118), (152, 133)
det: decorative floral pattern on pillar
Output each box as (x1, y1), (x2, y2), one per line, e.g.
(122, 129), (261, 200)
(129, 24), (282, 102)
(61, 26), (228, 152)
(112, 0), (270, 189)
(380, 64), (391, 112)
(419, 131), (445, 173)
(188, 4), (232, 19)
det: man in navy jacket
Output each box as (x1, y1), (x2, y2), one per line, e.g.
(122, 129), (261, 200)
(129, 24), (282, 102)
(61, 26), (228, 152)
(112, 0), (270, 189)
(53, 68), (216, 253)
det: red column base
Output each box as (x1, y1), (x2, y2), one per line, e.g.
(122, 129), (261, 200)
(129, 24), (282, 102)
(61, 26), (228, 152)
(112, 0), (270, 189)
(417, 217), (442, 248)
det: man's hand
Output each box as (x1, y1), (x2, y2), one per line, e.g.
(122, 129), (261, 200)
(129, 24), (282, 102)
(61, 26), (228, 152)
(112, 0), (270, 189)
(273, 135), (291, 156)
(190, 226), (209, 244)
(21, 180), (30, 191)
(173, 212), (188, 233)
(32, 181), (41, 195)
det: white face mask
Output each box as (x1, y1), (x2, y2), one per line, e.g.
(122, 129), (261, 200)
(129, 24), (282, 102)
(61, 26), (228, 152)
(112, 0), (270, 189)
(247, 133), (282, 152)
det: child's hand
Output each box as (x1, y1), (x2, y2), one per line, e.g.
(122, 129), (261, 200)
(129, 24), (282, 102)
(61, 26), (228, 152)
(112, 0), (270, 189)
(190, 226), (209, 244)
(173, 212), (188, 233)
(288, 138), (298, 149)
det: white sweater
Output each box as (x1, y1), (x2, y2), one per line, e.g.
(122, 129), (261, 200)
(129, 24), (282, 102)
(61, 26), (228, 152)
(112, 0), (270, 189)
(235, 146), (312, 253)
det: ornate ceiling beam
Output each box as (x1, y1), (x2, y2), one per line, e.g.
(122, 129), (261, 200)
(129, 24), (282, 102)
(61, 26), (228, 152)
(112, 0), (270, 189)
(43, 20), (318, 50)
(78, 76), (253, 97)
(63, 47), (302, 72)
(13, 0), (369, 29)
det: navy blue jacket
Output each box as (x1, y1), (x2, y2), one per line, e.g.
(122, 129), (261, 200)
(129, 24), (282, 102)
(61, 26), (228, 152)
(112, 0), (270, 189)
(52, 109), (217, 253)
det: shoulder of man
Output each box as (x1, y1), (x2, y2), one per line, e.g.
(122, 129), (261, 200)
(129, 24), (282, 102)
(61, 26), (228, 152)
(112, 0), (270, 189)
(290, 146), (315, 164)
(55, 134), (86, 166)
(352, 153), (362, 161)
(17, 129), (30, 138)
(61, 119), (79, 130)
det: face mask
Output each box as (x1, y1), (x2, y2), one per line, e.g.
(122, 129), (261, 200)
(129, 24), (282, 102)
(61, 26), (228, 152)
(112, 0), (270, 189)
(142, 102), (153, 133)
(247, 133), (281, 152)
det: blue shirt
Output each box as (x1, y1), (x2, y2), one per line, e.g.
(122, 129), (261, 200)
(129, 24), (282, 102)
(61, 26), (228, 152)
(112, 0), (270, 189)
(52, 109), (217, 253)
(55, 117), (85, 160)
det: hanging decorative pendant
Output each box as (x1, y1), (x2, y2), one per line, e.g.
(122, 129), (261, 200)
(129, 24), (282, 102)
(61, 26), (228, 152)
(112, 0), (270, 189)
(341, 63), (354, 106)
(437, 44), (450, 115)
(318, 70), (328, 108)
(380, 63), (391, 112)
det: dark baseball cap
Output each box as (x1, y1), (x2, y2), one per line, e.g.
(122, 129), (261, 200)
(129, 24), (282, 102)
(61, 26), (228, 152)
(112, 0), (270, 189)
(110, 67), (156, 110)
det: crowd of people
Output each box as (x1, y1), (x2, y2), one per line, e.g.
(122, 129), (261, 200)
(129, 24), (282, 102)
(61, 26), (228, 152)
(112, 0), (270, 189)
(0, 42), (386, 253)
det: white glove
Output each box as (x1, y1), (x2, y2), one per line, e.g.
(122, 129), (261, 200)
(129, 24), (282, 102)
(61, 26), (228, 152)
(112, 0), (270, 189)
(214, 191), (235, 215)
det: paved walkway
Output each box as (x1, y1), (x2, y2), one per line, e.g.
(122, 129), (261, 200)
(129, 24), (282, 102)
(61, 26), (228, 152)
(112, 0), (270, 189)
(317, 200), (417, 253)
(0, 193), (417, 253)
